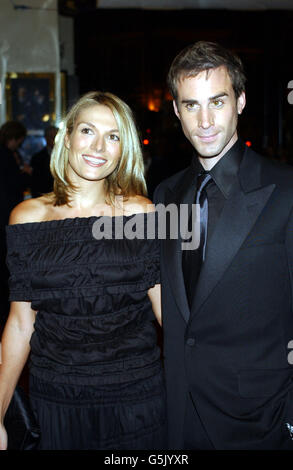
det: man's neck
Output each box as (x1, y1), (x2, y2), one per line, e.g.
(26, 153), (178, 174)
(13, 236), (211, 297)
(198, 134), (238, 171)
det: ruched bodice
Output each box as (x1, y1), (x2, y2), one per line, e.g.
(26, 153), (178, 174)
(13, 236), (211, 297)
(6, 213), (161, 386)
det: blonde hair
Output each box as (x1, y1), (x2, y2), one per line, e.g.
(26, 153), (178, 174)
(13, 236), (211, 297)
(50, 91), (147, 206)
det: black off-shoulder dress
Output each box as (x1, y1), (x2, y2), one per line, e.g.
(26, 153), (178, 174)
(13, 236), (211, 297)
(6, 213), (166, 450)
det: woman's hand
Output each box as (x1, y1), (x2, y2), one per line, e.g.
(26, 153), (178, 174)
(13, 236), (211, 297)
(0, 422), (8, 450)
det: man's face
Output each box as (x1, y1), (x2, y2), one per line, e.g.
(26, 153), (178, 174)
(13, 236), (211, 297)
(173, 66), (246, 162)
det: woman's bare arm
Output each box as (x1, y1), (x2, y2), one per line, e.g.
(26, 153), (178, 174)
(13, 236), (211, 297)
(0, 301), (37, 449)
(148, 284), (162, 326)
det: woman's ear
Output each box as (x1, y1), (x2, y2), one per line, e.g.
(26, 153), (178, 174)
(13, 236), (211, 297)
(64, 132), (70, 150)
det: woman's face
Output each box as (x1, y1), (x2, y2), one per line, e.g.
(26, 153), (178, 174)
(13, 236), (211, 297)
(65, 104), (121, 184)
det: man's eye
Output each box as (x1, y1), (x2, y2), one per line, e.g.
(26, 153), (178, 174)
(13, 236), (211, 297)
(212, 99), (224, 107)
(186, 103), (198, 110)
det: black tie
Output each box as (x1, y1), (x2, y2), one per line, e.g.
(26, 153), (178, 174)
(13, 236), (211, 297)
(182, 171), (212, 308)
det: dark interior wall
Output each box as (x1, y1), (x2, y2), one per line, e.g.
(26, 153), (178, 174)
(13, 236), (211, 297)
(73, 9), (293, 180)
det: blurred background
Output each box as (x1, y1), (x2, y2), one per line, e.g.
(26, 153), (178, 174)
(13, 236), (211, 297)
(0, 0), (293, 189)
(73, 1), (293, 194)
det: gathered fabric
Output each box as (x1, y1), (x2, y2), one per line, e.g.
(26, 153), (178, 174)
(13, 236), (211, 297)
(6, 214), (167, 449)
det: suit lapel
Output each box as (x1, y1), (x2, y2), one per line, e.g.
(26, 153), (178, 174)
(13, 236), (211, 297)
(190, 147), (276, 319)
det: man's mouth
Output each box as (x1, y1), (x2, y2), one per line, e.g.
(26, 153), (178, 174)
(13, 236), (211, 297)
(197, 133), (218, 143)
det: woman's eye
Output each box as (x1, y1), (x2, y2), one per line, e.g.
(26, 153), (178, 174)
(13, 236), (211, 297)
(109, 134), (120, 142)
(81, 127), (92, 134)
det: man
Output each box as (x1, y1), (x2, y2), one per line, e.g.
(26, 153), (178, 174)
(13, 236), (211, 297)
(154, 41), (293, 450)
(30, 126), (57, 197)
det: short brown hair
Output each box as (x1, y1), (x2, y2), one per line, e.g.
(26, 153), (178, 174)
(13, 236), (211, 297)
(167, 41), (246, 101)
(0, 121), (26, 146)
(50, 91), (147, 206)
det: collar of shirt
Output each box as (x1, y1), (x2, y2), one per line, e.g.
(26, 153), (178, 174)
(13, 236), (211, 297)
(191, 138), (245, 199)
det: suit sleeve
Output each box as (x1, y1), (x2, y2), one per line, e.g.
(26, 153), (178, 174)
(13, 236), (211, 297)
(153, 183), (165, 206)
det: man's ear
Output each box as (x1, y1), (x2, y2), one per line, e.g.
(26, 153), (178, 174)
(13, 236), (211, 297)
(173, 100), (181, 120)
(237, 92), (246, 115)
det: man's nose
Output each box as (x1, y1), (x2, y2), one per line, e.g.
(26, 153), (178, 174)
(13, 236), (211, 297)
(198, 107), (214, 129)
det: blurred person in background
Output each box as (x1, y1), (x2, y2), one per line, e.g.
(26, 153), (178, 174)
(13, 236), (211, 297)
(0, 121), (26, 327)
(30, 126), (57, 198)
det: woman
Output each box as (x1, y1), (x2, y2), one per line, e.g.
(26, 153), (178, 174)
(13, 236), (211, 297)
(0, 91), (166, 450)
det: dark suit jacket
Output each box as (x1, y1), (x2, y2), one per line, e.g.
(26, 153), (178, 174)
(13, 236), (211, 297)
(154, 144), (293, 450)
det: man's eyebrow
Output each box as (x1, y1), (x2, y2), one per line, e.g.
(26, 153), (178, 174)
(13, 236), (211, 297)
(181, 99), (199, 105)
(181, 92), (229, 105)
(209, 92), (229, 101)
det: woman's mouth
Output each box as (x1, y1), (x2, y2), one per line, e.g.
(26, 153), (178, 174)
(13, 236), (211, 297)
(82, 155), (107, 167)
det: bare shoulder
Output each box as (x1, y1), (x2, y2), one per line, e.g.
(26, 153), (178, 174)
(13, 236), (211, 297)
(123, 195), (155, 215)
(9, 196), (52, 225)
